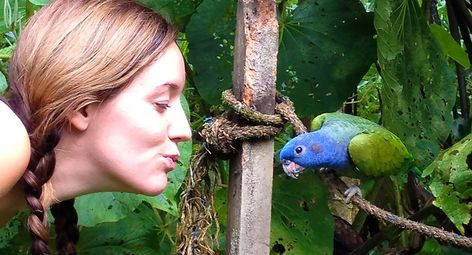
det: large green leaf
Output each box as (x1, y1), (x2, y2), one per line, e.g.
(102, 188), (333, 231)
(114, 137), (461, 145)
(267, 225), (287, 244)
(185, 0), (236, 104)
(77, 203), (174, 255)
(278, 0), (376, 116)
(139, 0), (203, 30)
(375, 0), (456, 168)
(422, 133), (472, 234)
(186, 0), (376, 116)
(0, 211), (29, 253)
(75, 192), (144, 227)
(430, 24), (470, 69)
(270, 173), (334, 254)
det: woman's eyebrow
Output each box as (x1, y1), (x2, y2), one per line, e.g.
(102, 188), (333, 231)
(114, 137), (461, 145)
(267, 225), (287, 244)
(155, 83), (180, 89)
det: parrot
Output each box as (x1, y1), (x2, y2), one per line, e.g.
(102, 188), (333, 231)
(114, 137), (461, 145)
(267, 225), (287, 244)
(279, 112), (415, 201)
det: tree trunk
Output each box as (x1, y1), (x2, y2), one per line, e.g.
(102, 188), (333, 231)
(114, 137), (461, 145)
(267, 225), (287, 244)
(226, 1), (278, 254)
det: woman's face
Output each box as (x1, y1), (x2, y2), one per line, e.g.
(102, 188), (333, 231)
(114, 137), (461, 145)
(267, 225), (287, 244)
(80, 42), (191, 195)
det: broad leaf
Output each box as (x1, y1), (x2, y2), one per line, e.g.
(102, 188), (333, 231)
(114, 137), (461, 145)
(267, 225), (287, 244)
(422, 134), (472, 234)
(139, 0), (203, 30)
(187, 0), (375, 117)
(278, 0), (377, 116)
(0, 211), (29, 253)
(75, 192), (144, 227)
(430, 24), (470, 69)
(185, 0), (236, 104)
(77, 203), (174, 255)
(375, 0), (456, 168)
(271, 173), (334, 254)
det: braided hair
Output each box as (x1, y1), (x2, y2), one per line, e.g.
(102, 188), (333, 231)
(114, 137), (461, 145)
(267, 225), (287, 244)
(7, 0), (178, 254)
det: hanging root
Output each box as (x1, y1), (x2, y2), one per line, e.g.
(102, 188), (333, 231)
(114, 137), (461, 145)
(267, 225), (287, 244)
(176, 149), (220, 255)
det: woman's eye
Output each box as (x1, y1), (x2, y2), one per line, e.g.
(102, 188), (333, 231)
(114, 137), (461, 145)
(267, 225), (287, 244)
(154, 102), (171, 112)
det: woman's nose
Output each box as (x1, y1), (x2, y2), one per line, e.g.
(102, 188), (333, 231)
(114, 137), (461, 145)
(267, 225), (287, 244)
(168, 103), (192, 142)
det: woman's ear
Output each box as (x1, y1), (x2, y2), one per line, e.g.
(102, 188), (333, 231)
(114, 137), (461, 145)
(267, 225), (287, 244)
(67, 105), (93, 131)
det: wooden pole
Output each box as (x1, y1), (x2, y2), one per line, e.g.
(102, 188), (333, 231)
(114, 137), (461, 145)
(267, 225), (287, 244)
(226, 1), (278, 254)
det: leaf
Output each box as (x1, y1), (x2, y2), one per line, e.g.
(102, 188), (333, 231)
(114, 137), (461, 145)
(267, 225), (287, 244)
(417, 238), (472, 255)
(0, 211), (29, 253)
(75, 192), (144, 227)
(0, 44), (14, 61)
(270, 173), (334, 254)
(28, 0), (48, 6)
(423, 134), (472, 233)
(430, 24), (470, 69)
(375, 0), (456, 168)
(185, 0), (236, 105)
(0, 71), (7, 94)
(278, 0), (377, 116)
(139, 0), (203, 30)
(77, 203), (173, 255)
(187, 0), (375, 116)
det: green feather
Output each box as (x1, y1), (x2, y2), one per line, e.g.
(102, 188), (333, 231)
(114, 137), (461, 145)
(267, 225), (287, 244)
(310, 112), (413, 178)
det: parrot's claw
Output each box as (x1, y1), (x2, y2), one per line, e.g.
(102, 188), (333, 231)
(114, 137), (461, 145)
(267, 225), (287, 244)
(343, 186), (362, 203)
(319, 167), (330, 173)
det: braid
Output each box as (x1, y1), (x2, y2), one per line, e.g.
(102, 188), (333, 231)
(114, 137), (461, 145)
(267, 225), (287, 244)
(51, 199), (79, 255)
(23, 129), (61, 255)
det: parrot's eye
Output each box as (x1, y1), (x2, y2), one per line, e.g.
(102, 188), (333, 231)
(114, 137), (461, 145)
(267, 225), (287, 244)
(295, 146), (303, 154)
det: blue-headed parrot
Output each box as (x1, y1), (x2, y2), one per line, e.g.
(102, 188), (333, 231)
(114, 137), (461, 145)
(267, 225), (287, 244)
(279, 112), (415, 201)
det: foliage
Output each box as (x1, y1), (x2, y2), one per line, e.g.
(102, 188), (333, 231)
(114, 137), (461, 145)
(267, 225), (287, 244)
(277, 0), (376, 117)
(270, 173), (334, 255)
(375, 0), (456, 169)
(422, 133), (472, 234)
(430, 24), (470, 69)
(186, 0), (376, 117)
(1, 0), (472, 254)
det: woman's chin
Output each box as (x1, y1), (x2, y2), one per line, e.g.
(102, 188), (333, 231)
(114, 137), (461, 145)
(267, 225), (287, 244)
(136, 175), (169, 196)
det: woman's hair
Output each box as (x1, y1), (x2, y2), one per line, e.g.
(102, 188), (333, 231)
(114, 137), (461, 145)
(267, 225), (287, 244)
(7, 0), (177, 254)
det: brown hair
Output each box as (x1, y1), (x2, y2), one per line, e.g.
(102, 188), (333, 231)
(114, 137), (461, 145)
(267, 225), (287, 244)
(7, 0), (177, 254)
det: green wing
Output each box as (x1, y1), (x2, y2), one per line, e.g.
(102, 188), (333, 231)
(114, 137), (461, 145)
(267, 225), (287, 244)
(348, 128), (412, 178)
(310, 113), (329, 131)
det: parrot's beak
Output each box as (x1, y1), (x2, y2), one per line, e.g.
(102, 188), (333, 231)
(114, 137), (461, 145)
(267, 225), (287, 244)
(282, 160), (305, 179)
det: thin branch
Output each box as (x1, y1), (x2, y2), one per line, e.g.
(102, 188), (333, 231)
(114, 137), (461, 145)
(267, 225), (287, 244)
(351, 204), (440, 254)
(320, 172), (472, 250)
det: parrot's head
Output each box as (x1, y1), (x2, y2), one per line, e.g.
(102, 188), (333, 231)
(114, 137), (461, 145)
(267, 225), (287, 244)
(279, 131), (336, 178)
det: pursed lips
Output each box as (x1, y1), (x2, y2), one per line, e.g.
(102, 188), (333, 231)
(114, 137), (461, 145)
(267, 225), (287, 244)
(162, 154), (179, 172)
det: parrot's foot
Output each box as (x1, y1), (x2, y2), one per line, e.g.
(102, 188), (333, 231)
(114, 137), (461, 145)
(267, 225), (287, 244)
(319, 167), (330, 173)
(343, 186), (362, 203)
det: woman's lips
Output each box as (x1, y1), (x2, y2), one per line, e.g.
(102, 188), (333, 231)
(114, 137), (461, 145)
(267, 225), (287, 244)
(162, 155), (179, 172)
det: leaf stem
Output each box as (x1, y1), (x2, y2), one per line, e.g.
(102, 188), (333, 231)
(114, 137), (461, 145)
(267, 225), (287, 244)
(446, 0), (470, 121)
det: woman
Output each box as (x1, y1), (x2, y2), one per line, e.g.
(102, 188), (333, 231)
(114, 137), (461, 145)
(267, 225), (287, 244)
(0, 0), (191, 254)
